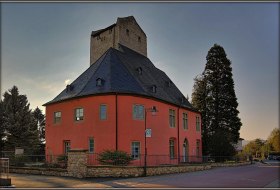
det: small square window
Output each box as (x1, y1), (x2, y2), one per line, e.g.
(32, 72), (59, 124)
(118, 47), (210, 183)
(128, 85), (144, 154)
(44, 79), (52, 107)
(54, 111), (61, 123)
(131, 141), (140, 159)
(100, 105), (107, 120)
(64, 140), (71, 154)
(133, 105), (144, 120)
(169, 109), (175, 128)
(75, 108), (84, 121)
(196, 116), (200, 131)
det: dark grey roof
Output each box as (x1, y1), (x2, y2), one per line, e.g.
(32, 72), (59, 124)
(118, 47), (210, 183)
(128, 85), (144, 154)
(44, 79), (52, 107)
(44, 44), (195, 111)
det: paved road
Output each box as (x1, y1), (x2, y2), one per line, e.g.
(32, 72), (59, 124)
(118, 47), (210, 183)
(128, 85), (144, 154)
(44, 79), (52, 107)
(8, 161), (280, 188)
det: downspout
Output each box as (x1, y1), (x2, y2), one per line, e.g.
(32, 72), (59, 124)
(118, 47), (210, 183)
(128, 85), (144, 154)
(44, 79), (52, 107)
(177, 106), (180, 164)
(115, 93), (118, 150)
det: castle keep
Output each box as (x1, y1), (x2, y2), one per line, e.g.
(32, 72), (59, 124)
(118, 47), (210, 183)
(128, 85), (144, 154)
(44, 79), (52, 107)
(90, 16), (147, 64)
(44, 16), (202, 166)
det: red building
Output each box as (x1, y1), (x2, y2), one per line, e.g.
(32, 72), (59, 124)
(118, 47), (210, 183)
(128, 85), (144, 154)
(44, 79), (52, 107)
(44, 16), (202, 166)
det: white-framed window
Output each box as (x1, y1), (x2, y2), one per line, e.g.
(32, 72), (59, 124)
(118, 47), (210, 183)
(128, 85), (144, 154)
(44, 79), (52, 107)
(196, 116), (200, 131)
(100, 104), (107, 120)
(89, 137), (94, 153)
(133, 104), (144, 120)
(54, 111), (61, 124)
(169, 109), (176, 128)
(64, 140), (71, 154)
(75, 108), (84, 121)
(183, 113), (188, 130)
(169, 138), (175, 159)
(131, 141), (140, 159)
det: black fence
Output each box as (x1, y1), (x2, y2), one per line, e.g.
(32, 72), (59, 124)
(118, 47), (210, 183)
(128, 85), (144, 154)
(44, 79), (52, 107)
(88, 153), (248, 166)
(0, 152), (67, 169)
(1, 151), (248, 168)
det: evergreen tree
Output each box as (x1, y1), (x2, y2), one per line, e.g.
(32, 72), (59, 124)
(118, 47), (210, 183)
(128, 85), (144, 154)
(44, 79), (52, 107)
(2, 86), (40, 154)
(32, 107), (46, 155)
(192, 44), (242, 158)
(32, 107), (45, 144)
(0, 100), (6, 152)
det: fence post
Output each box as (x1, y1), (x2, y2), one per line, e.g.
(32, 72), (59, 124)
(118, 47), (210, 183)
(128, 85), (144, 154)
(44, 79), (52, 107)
(67, 149), (88, 178)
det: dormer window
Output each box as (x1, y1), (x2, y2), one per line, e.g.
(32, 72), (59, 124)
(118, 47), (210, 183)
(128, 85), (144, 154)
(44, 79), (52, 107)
(96, 78), (103, 87)
(137, 67), (142, 75)
(126, 29), (129, 36)
(152, 85), (157, 93)
(167, 80), (172, 87)
(66, 84), (73, 92)
(181, 97), (185, 103)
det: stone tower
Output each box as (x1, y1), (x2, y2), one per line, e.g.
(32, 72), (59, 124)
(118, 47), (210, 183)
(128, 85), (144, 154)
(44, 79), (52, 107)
(90, 16), (147, 65)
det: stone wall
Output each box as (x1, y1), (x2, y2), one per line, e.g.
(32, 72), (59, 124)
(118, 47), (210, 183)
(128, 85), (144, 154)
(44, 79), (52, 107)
(67, 149), (88, 178)
(87, 165), (143, 177)
(210, 161), (251, 167)
(10, 167), (68, 177)
(147, 164), (211, 176)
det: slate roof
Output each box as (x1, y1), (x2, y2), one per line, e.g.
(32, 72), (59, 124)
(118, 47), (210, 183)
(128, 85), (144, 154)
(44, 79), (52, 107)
(44, 44), (195, 111)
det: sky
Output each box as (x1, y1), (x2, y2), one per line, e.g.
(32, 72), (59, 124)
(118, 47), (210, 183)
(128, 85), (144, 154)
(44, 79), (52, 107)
(1, 3), (279, 141)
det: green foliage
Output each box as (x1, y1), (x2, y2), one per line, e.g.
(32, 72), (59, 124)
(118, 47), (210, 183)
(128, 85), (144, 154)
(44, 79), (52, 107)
(267, 128), (280, 152)
(97, 150), (133, 166)
(1, 86), (41, 154)
(32, 107), (45, 144)
(242, 138), (269, 159)
(0, 101), (5, 151)
(192, 44), (242, 157)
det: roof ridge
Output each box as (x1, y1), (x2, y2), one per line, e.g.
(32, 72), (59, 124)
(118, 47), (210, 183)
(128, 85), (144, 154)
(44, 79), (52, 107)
(110, 48), (146, 93)
(76, 48), (113, 97)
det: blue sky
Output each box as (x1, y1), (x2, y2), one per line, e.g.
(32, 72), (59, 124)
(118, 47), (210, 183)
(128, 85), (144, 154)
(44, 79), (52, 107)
(1, 3), (279, 141)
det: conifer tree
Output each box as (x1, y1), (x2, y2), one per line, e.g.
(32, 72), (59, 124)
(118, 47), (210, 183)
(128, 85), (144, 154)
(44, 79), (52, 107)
(0, 100), (6, 152)
(192, 44), (242, 158)
(2, 86), (40, 154)
(32, 107), (45, 144)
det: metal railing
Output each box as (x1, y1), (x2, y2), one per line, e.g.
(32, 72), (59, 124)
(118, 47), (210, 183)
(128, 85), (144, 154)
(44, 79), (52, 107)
(0, 154), (67, 168)
(87, 153), (246, 166)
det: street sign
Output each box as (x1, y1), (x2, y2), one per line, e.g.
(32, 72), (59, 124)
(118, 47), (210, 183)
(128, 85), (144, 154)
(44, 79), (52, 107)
(145, 129), (152, 137)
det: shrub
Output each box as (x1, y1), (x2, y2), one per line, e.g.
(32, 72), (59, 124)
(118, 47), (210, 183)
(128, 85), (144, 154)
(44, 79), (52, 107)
(97, 150), (133, 166)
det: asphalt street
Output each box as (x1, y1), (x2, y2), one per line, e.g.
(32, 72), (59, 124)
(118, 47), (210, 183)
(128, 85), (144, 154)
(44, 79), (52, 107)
(6, 160), (280, 188)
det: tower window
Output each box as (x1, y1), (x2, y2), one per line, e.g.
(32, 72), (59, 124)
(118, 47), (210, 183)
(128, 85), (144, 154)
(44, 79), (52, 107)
(126, 29), (129, 36)
(97, 35), (100, 40)
(138, 36), (141, 42)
